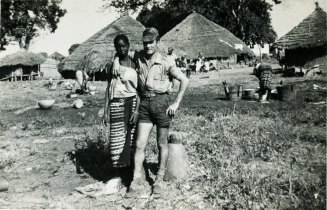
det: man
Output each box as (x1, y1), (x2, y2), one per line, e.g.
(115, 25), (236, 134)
(167, 47), (178, 66)
(112, 28), (189, 197)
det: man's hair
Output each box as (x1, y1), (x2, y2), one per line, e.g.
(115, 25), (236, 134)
(114, 34), (130, 47)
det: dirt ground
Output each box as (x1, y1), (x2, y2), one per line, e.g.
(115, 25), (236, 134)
(0, 67), (326, 209)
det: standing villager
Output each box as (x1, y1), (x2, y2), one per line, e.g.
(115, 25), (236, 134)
(112, 27), (189, 198)
(195, 58), (202, 73)
(167, 47), (178, 66)
(102, 34), (140, 188)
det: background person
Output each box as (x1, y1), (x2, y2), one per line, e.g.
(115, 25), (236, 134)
(75, 69), (90, 94)
(167, 47), (178, 66)
(255, 63), (273, 102)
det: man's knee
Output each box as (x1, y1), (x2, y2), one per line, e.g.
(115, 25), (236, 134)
(157, 136), (168, 149)
(136, 140), (147, 152)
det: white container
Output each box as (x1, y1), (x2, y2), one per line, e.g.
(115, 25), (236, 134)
(72, 99), (83, 109)
(37, 100), (55, 109)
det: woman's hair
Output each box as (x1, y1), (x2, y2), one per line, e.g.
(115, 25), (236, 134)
(114, 34), (130, 47)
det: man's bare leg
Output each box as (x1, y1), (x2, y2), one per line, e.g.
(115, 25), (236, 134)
(132, 122), (153, 179)
(156, 127), (169, 177)
(125, 122), (153, 198)
(152, 127), (169, 196)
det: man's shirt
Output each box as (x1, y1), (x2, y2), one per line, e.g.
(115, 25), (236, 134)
(133, 50), (182, 95)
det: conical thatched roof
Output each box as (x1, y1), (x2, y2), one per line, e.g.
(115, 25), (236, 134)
(274, 4), (327, 49)
(62, 16), (146, 72)
(0, 50), (46, 67)
(160, 12), (253, 59)
(50, 52), (65, 61)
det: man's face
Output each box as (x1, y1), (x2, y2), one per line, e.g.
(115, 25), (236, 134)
(115, 39), (129, 57)
(168, 49), (173, 55)
(143, 40), (158, 56)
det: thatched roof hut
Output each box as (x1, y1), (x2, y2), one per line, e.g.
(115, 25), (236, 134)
(274, 3), (326, 49)
(62, 16), (146, 74)
(50, 52), (65, 61)
(40, 58), (62, 79)
(0, 50), (46, 67)
(160, 12), (253, 59)
(274, 3), (327, 72)
(0, 50), (46, 80)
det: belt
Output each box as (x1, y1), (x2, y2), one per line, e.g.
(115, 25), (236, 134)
(142, 92), (167, 98)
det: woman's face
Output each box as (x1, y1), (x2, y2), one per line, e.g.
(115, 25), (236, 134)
(115, 39), (129, 57)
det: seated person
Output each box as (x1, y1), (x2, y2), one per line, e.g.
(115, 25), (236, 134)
(203, 59), (210, 72)
(75, 69), (90, 94)
(209, 62), (216, 71)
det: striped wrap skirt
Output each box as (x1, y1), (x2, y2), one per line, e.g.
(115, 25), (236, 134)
(109, 96), (137, 168)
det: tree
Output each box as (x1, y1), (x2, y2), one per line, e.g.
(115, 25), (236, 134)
(68, 43), (80, 55)
(103, 0), (281, 44)
(0, 0), (66, 50)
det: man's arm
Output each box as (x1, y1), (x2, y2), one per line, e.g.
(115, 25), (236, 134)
(112, 51), (137, 77)
(166, 66), (189, 117)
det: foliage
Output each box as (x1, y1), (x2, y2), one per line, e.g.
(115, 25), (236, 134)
(103, 0), (280, 44)
(0, 0), (66, 50)
(68, 43), (80, 55)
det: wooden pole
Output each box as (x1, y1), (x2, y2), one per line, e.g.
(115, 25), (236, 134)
(37, 64), (40, 80)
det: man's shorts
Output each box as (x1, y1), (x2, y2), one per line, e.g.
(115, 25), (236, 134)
(139, 93), (171, 128)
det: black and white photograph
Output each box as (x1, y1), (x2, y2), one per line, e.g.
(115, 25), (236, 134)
(0, 0), (326, 209)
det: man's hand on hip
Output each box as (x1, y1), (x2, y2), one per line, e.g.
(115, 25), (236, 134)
(166, 102), (179, 118)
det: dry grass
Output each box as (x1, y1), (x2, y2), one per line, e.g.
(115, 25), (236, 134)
(0, 67), (325, 209)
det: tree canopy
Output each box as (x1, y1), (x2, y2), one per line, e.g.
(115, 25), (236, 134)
(0, 0), (66, 50)
(103, 0), (281, 44)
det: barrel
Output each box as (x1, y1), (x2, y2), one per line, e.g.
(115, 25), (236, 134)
(225, 85), (243, 101)
(277, 85), (296, 101)
(242, 89), (255, 100)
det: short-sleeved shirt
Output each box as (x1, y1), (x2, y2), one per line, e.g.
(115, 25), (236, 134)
(133, 51), (182, 95)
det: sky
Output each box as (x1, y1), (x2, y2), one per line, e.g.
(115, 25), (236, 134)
(0, 0), (326, 58)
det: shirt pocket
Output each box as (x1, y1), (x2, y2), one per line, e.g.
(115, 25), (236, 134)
(152, 66), (167, 81)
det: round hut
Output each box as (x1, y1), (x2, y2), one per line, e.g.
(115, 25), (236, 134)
(274, 3), (327, 74)
(50, 52), (65, 62)
(61, 16), (146, 80)
(0, 50), (46, 81)
(39, 57), (62, 80)
(160, 12), (253, 62)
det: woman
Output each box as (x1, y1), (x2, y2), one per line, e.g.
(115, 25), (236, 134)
(102, 34), (140, 188)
